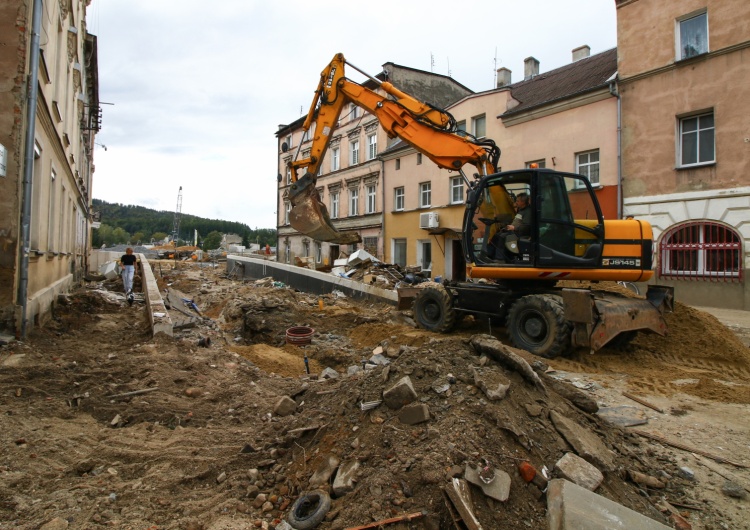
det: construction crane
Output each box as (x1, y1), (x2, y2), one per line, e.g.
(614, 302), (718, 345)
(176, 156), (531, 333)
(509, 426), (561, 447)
(172, 186), (183, 252)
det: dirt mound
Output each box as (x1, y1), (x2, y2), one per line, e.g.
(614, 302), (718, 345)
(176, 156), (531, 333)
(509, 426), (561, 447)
(0, 265), (746, 529)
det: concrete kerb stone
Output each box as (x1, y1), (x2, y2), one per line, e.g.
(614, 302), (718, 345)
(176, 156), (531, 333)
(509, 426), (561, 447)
(226, 256), (398, 304)
(140, 254), (173, 337)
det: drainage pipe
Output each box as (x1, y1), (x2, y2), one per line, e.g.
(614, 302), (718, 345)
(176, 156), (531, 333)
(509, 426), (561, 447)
(17, 0), (43, 339)
(609, 79), (623, 219)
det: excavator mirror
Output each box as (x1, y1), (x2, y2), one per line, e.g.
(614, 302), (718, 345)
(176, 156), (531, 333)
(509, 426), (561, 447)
(281, 141), (289, 153)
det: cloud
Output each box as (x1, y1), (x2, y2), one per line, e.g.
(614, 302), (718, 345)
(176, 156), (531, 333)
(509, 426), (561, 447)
(87, 0), (616, 228)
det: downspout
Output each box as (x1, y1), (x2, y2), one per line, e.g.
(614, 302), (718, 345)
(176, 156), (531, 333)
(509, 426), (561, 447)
(379, 157), (385, 260)
(17, 0), (43, 339)
(609, 79), (622, 219)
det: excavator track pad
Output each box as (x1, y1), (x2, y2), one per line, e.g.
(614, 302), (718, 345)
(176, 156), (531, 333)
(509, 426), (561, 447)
(289, 174), (361, 244)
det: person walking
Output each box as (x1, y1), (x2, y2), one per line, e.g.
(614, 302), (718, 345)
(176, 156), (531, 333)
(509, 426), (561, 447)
(120, 247), (137, 295)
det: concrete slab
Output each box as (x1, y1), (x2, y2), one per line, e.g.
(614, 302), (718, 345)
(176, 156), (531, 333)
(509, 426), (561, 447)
(547, 479), (670, 530)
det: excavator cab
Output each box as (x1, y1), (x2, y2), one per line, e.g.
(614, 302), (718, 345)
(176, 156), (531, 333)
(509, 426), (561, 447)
(464, 169), (605, 268)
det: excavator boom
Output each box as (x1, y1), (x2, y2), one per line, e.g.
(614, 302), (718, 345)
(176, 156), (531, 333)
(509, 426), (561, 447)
(286, 53), (498, 244)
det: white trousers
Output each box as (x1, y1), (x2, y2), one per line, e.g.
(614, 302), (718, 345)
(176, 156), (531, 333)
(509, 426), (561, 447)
(122, 265), (135, 293)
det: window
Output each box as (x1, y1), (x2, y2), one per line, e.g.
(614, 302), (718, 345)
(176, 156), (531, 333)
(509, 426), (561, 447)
(419, 182), (431, 208)
(315, 242), (322, 263)
(679, 112), (715, 166)
(576, 150), (600, 186)
(472, 114), (486, 138)
(419, 241), (432, 273)
(393, 239), (407, 267)
(284, 134), (292, 150)
(330, 191), (340, 219)
(350, 103), (359, 121)
(48, 168), (57, 251)
(285, 240), (291, 264)
(364, 237), (378, 256)
(286, 166), (292, 184)
(367, 133), (377, 160)
(394, 187), (405, 211)
(450, 176), (464, 204)
(660, 221), (741, 281)
(349, 187), (359, 216)
(350, 139), (360, 165)
(395, 159), (401, 170)
(331, 147), (340, 171)
(416, 153), (422, 165)
(303, 241), (310, 257)
(457, 120), (467, 136)
(366, 184), (376, 214)
(284, 202), (291, 224)
(678, 11), (708, 60)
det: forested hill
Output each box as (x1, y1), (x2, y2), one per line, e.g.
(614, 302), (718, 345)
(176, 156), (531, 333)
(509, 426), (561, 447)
(92, 198), (276, 248)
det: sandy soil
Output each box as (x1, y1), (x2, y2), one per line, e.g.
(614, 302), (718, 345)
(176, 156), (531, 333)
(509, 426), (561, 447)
(0, 262), (748, 529)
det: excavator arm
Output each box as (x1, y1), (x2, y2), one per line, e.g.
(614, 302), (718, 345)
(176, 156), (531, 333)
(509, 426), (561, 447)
(286, 53), (499, 244)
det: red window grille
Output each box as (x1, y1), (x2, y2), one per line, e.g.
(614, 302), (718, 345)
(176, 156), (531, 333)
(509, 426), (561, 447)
(659, 221), (742, 282)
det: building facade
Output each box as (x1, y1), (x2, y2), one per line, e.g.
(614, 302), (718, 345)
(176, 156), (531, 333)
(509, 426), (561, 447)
(275, 62), (471, 269)
(616, 0), (750, 308)
(0, 0), (99, 335)
(382, 47), (619, 281)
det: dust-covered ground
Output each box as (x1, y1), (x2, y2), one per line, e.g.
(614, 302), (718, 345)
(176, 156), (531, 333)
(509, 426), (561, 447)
(0, 261), (748, 530)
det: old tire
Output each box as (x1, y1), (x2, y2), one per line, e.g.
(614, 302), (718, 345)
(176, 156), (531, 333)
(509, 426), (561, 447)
(287, 490), (331, 530)
(506, 294), (571, 358)
(413, 285), (457, 332)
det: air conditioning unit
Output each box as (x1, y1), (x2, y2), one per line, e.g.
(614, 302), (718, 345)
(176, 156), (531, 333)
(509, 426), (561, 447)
(419, 211), (439, 229)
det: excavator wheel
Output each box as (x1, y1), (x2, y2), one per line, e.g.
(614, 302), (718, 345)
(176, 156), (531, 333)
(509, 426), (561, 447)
(506, 294), (571, 359)
(413, 285), (457, 333)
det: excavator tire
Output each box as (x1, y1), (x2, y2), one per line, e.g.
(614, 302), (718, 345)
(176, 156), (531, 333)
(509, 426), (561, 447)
(506, 294), (571, 359)
(413, 285), (457, 333)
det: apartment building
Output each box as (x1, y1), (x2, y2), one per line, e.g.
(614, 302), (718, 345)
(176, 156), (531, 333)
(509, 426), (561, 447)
(382, 47), (619, 281)
(275, 61), (471, 268)
(616, 0), (750, 308)
(0, 0), (99, 335)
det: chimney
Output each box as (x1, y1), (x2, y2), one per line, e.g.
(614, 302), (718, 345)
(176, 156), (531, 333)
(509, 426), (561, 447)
(524, 57), (539, 80)
(496, 67), (512, 88)
(572, 45), (591, 62)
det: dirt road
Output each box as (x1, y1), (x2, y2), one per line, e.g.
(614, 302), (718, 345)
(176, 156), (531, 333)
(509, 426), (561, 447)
(0, 262), (748, 529)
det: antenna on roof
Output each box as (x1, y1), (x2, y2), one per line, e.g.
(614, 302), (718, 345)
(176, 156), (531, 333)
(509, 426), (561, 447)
(447, 57), (451, 77)
(430, 52), (435, 72)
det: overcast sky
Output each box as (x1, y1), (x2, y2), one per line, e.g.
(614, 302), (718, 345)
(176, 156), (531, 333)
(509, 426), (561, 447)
(86, 0), (617, 230)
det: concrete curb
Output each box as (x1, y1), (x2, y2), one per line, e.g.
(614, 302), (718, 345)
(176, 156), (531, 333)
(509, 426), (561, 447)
(139, 254), (173, 337)
(226, 256), (398, 304)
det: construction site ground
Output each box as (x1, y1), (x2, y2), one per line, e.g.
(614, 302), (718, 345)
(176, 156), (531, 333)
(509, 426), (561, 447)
(1, 260), (749, 530)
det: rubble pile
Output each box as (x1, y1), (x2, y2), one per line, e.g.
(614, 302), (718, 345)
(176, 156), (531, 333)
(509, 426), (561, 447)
(0, 262), (748, 529)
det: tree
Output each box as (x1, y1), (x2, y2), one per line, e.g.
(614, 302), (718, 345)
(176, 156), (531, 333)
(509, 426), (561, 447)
(151, 232), (168, 244)
(202, 231), (222, 250)
(112, 227), (130, 244)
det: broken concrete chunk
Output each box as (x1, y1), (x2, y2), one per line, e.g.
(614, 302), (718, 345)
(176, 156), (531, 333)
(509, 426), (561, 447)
(554, 452), (604, 491)
(597, 406), (648, 427)
(444, 478), (483, 530)
(309, 455), (340, 488)
(464, 463), (511, 502)
(722, 480), (747, 499)
(398, 403), (430, 425)
(273, 396), (297, 417)
(332, 459), (360, 496)
(547, 479), (671, 530)
(473, 367), (511, 401)
(469, 335), (546, 393)
(320, 367), (339, 379)
(383, 376), (418, 409)
(368, 353), (390, 366)
(550, 410), (615, 471)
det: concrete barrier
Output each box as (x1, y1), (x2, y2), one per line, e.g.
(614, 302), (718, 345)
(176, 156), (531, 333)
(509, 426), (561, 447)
(226, 256), (398, 305)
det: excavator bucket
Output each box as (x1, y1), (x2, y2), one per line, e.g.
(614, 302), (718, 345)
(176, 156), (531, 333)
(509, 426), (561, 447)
(563, 285), (674, 352)
(289, 174), (361, 244)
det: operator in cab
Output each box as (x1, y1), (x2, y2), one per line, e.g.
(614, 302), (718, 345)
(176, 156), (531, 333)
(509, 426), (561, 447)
(489, 192), (531, 260)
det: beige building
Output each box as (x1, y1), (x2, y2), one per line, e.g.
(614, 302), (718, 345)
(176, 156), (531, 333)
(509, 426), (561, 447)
(382, 48), (619, 281)
(0, 0), (99, 335)
(275, 62), (471, 268)
(616, 0), (750, 308)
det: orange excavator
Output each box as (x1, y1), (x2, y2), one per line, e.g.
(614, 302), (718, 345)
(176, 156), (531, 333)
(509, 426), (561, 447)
(284, 53), (673, 358)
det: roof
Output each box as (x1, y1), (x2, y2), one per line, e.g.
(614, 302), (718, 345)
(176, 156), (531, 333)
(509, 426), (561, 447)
(501, 48), (618, 117)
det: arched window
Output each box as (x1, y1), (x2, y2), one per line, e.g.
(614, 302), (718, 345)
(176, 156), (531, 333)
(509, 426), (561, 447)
(659, 221), (742, 282)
